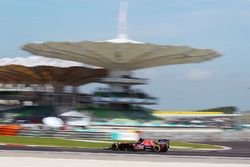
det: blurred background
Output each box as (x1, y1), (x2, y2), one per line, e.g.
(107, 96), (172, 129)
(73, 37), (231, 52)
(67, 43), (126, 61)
(0, 0), (250, 143)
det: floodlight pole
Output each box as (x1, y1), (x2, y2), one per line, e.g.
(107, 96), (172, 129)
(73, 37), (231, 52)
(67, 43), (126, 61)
(118, 0), (128, 39)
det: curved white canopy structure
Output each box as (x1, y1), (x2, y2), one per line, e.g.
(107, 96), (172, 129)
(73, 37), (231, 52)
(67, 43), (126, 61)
(22, 41), (221, 70)
(0, 56), (83, 67)
(22, 0), (221, 71)
(0, 56), (107, 86)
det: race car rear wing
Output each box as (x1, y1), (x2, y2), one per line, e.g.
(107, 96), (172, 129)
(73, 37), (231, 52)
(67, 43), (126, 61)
(158, 139), (170, 144)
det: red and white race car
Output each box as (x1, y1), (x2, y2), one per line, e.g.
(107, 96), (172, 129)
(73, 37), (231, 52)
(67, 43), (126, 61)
(110, 138), (170, 152)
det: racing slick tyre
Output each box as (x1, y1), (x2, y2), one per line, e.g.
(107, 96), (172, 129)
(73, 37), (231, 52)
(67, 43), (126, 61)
(111, 143), (119, 151)
(153, 145), (161, 152)
(161, 145), (169, 152)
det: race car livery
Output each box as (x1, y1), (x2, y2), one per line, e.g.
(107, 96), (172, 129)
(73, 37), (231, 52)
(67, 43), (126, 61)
(110, 138), (170, 152)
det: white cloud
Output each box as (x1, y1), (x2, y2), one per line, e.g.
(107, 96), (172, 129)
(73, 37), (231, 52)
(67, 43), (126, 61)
(185, 69), (213, 80)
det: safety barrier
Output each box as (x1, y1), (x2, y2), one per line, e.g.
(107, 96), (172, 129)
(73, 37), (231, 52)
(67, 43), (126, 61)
(18, 128), (111, 140)
(1, 124), (250, 142)
(0, 125), (22, 136)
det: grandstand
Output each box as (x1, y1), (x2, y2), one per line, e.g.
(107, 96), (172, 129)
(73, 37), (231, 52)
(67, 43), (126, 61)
(0, 0), (223, 125)
(22, 1), (221, 110)
(0, 57), (107, 115)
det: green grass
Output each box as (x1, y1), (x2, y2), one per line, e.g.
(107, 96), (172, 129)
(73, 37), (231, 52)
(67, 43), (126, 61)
(171, 141), (223, 150)
(0, 136), (223, 150)
(0, 136), (110, 148)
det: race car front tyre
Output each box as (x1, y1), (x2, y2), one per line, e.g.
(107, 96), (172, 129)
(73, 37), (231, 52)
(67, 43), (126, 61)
(153, 145), (161, 152)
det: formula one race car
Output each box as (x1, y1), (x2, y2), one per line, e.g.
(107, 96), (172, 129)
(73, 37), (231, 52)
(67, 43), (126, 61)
(110, 138), (170, 152)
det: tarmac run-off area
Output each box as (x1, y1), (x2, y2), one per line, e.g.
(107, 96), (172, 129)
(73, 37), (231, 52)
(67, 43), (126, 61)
(1, 150), (250, 167)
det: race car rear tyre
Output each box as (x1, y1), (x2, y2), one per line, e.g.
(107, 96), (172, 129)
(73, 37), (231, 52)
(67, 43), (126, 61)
(111, 143), (119, 151)
(161, 145), (169, 152)
(153, 145), (161, 152)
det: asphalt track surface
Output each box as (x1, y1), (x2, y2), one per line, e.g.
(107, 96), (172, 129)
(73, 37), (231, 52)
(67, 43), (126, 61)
(2, 151), (250, 167)
(0, 141), (250, 158)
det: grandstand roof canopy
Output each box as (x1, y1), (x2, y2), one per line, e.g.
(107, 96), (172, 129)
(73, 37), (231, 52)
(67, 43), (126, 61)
(0, 57), (107, 86)
(23, 41), (222, 70)
(0, 56), (83, 67)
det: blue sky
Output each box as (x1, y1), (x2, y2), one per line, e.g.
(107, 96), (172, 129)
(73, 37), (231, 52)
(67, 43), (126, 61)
(0, 0), (250, 111)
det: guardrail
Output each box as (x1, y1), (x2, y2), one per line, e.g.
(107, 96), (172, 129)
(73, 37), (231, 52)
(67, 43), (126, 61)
(1, 124), (250, 142)
(18, 128), (111, 140)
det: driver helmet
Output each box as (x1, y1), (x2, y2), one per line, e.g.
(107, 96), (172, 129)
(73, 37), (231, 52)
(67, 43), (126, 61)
(139, 138), (144, 143)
